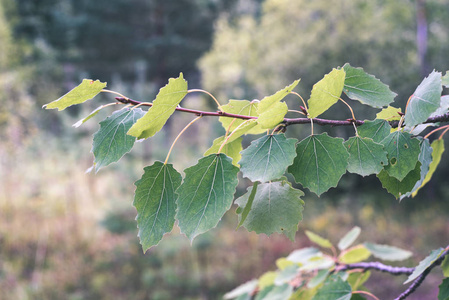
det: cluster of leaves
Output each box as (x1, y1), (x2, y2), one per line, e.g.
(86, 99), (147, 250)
(224, 227), (449, 300)
(45, 65), (449, 298)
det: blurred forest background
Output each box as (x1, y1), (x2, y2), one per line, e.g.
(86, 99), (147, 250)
(1, 0), (449, 299)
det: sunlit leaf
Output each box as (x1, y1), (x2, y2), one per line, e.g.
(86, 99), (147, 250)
(347, 271), (370, 291)
(438, 278), (449, 300)
(364, 243), (412, 261)
(380, 131), (420, 181)
(312, 276), (352, 300)
(204, 136), (243, 167)
(344, 136), (388, 176)
(219, 100), (265, 134)
(235, 180), (305, 241)
(305, 231), (333, 249)
(44, 79), (106, 111)
(258, 271), (277, 290)
(133, 162), (182, 251)
(176, 154), (239, 241)
(405, 248), (444, 284)
(257, 79), (300, 128)
(412, 138), (445, 197)
(404, 70), (442, 127)
(441, 256), (449, 277)
(338, 226), (361, 251)
(288, 133), (349, 196)
(443, 72), (449, 88)
(339, 244), (371, 264)
(239, 134), (297, 182)
(377, 162), (421, 199)
(376, 106), (402, 121)
(128, 73), (188, 139)
(357, 119), (391, 143)
(308, 69), (346, 118)
(275, 257), (295, 270)
(342, 63), (396, 107)
(92, 108), (145, 171)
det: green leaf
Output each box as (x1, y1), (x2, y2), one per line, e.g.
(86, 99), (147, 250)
(357, 119), (391, 143)
(127, 73), (188, 139)
(219, 100), (265, 134)
(347, 271), (370, 291)
(412, 138), (445, 197)
(442, 256), (449, 277)
(239, 134), (297, 182)
(287, 247), (322, 264)
(344, 137), (388, 176)
(342, 63), (396, 108)
(258, 271), (277, 290)
(312, 276), (352, 300)
(257, 101), (288, 129)
(237, 181), (259, 228)
(364, 243), (412, 261)
(257, 79), (300, 128)
(339, 245), (371, 264)
(224, 279), (258, 299)
(401, 139), (432, 199)
(404, 248), (444, 284)
(133, 162), (182, 251)
(305, 231), (333, 249)
(380, 131), (421, 181)
(377, 162), (421, 199)
(338, 226), (361, 251)
(235, 180), (305, 241)
(260, 284), (293, 300)
(176, 154), (239, 241)
(308, 69), (346, 118)
(308, 269), (330, 288)
(275, 265), (299, 285)
(376, 106), (402, 121)
(404, 70), (442, 127)
(255, 286), (276, 300)
(73, 104), (110, 128)
(92, 108), (145, 171)
(438, 278), (449, 300)
(443, 72), (449, 88)
(204, 136), (243, 167)
(43, 79), (107, 111)
(288, 133), (349, 196)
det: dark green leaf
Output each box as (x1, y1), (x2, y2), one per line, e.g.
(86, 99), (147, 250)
(438, 278), (449, 300)
(261, 283), (293, 300)
(412, 138), (445, 196)
(377, 162), (421, 199)
(92, 108), (145, 171)
(237, 181), (259, 228)
(312, 276), (352, 300)
(338, 226), (361, 251)
(405, 248), (444, 284)
(44, 79), (106, 111)
(308, 69), (346, 118)
(133, 162), (182, 251)
(364, 243), (412, 261)
(288, 133), (349, 196)
(128, 73), (188, 139)
(255, 286), (276, 300)
(235, 180), (305, 241)
(404, 70), (442, 127)
(357, 120), (391, 143)
(176, 154), (239, 241)
(342, 63), (396, 108)
(344, 137), (388, 176)
(380, 131), (420, 181)
(239, 134), (297, 182)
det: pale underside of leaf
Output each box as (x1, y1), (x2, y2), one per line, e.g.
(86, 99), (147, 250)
(364, 242), (412, 261)
(343, 63), (397, 108)
(127, 73), (188, 139)
(92, 108), (145, 171)
(44, 79), (107, 111)
(404, 70), (442, 127)
(133, 162), (182, 252)
(404, 248), (444, 284)
(176, 154), (239, 241)
(239, 134), (297, 182)
(338, 226), (361, 251)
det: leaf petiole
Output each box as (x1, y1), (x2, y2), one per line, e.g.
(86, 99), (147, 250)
(188, 89), (223, 112)
(164, 116), (202, 164)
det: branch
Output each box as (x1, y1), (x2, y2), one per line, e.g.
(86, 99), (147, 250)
(115, 97), (449, 128)
(335, 261), (414, 276)
(394, 247), (449, 300)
